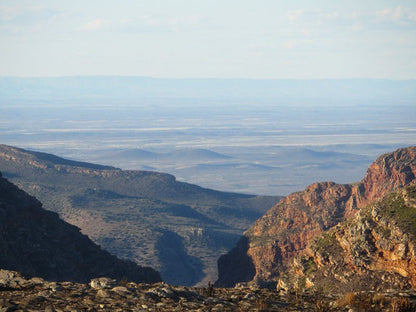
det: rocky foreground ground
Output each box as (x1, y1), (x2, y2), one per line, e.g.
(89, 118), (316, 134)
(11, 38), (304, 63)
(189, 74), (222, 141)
(1, 270), (415, 312)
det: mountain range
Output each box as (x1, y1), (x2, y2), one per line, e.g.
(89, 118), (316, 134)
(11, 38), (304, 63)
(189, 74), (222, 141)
(1, 142), (416, 294)
(1, 143), (416, 311)
(0, 144), (280, 286)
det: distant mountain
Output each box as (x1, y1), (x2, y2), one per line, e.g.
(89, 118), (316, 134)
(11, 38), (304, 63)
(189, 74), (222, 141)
(179, 163), (278, 172)
(0, 172), (160, 283)
(0, 144), (280, 286)
(103, 148), (159, 160)
(166, 148), (231, 161)
(97, 148), (231, 162)
(216, 146), (416, 288)
(269, 147), (371, 164)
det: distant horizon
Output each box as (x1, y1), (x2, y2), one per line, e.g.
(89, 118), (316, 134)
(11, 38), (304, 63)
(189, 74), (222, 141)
(1, 75), (416, 81)
(2, 76), (415, 106)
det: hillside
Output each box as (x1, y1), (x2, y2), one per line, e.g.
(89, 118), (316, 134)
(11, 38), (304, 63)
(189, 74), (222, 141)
(0, 172), (160, 283)
(291, 183), (416, 292)
(0, 144), (281, 286)
(216, 146), (416, 287)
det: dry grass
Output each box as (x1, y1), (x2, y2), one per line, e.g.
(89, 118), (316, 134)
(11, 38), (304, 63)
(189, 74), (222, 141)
(337, 292), (415, 312)
(337, 292), (375, 311)
(337, 292), (356, 306)
(391, 297), (414, 312)
(254, 297), (269, 311)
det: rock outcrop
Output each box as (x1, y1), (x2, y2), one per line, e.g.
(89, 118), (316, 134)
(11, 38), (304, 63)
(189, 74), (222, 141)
(0, 172), (161, 283)
(282, 183), (416, 292)
(216, 146), (416, 287)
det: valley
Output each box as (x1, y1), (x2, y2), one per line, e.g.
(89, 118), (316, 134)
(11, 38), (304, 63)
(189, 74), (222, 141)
(1, 0), (416, 308)
(1, 77), (415, 290)
(0, 144), (280, 286)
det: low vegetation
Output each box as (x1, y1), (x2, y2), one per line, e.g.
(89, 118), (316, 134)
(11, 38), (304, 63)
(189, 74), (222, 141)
(336, 292), (415, 312)
(378, 184), (416, 239)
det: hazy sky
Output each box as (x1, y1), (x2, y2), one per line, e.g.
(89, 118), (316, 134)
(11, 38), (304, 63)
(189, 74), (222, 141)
(1, 0), (415, 79)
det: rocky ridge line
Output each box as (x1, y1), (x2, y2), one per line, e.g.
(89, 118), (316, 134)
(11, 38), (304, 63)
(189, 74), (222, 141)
(216, 146), (416, 287)
(275, 182), (416, 293)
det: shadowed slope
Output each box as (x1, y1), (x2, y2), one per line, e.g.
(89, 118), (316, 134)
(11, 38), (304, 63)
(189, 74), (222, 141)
(0, 172), (161, 283)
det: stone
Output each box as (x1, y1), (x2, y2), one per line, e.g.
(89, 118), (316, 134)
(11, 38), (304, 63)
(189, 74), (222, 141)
(30, 277), (46, 285)
(90, 278), (117, 290)
(146, 286), (177, 299)
(48, 282), (63, 292)
(111, 286), (130, 296)
(0, 270), (27, 289)
(243, 293), (257, 300)
(96, 289), (112, 298)
(276, 279), (288, 293)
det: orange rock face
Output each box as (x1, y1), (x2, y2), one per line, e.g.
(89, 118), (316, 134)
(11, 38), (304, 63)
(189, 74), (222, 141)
(305, 184), (416, 291)
(216, 146), (416, 287)
(361, 147), (416, 205)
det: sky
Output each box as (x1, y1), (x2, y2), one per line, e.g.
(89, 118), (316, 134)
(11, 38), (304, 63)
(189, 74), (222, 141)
(0, 0), (415, 79)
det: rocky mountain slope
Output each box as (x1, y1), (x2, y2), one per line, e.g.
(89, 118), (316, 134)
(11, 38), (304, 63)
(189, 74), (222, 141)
(216, 146), (416, 287)
(0, 172), (160, 283)
(0, 144), (281, 286)
(287, 183), (416, 293)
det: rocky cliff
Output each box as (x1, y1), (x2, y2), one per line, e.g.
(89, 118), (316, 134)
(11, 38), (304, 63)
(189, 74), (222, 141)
(280, 182), (416, 292)
(0, 172), (161, 283)
(216, 146), (416, 287)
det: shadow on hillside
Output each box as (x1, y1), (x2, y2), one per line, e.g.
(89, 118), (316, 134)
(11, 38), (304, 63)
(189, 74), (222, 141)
(156, 230), (205, 286)
(214, 236), (255, 287)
